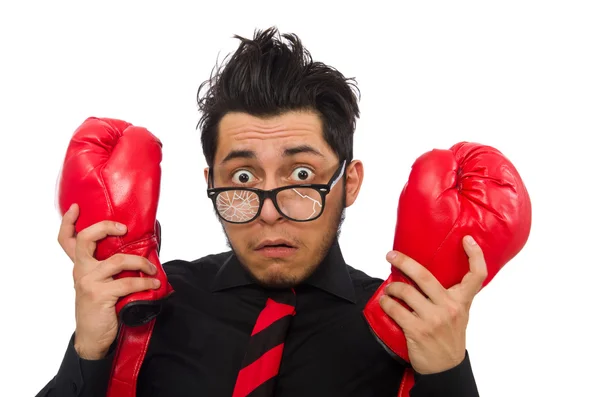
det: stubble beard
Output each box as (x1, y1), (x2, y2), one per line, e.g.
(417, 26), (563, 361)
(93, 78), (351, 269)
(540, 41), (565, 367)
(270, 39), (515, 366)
(220, 197), (347, 289)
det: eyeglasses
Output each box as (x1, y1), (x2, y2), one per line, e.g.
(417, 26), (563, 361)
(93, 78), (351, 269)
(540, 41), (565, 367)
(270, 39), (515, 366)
(206, 160), (346, 224)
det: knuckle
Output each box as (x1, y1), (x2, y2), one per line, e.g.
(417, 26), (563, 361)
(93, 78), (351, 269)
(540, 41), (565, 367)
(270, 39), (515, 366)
(387, 282), (403, 297)
(98, 260), (114, 275)
(381, 295), (396, 313)
(394, 253), (406, 265)
(102, 262), (118, 276)
(398, 257), (412, 273)
(87, 289), (102, 303)
(446, 302), (462, 320)
(396, 282), (411, 296)
(428, 314), (443, 329)
(136, 256), (149, 266)
(135, 256), (152, 272)
(479, 264), (489, 278)
(379, 295), (391, 311)
(135, 277), (154, 291)
(423, 325), (435, 339)
(474, 269), (487, 284)
(126, 255), (143, 266)
(413, 270), (431, 286)
(99, 256), (122, 274)
(404, 284), (420, 300)
(118, 277), (138, 293)
(76, 228), (90, 243)
(101, 220), (115, 230)
(146, 261), (157, 274)
(72, 267), (82, 283)
(124, 277), (138, 288)
(133, 276), (149, 287)
(146, 277), (158, 288)
(387, 303), (403, 322)
(75, 254), (91, 268)
(109, 254), (126, 267)
(75, 277), (95, 297)
(73, 280), (82, 293)
(75, 277), (88, 292)
(425, 318), (446, 337)
(404, 264), (424, 283)
(75, 229), (85, 242)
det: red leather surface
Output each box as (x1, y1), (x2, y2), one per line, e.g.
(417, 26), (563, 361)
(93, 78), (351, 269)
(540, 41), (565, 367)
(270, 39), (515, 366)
(57, 117), (174, 397)
(363, 142), (532, 396)
(106, 321), (156, 397)
(57, 116), (173, 312)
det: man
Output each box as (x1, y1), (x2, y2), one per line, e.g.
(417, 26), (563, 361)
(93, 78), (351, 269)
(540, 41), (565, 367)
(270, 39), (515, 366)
(37, 27), (483, 396)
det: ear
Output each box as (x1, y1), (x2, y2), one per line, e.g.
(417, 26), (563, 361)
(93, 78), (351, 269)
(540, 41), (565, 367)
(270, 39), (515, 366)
(344, 160), (364, 207)
(204, 167), (210, 185)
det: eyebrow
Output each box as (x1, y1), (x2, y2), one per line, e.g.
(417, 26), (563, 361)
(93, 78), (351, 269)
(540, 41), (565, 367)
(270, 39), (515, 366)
(220, 149), (256, 165)
(219, 145), (324, 165)
(283, 145), (325, 158)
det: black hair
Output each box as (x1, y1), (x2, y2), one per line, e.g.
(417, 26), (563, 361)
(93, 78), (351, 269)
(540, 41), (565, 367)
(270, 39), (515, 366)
(196, 26), (360, 168)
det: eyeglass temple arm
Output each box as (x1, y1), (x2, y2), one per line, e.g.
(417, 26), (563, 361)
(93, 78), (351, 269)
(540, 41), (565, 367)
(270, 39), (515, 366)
(330, 160), (347, 188)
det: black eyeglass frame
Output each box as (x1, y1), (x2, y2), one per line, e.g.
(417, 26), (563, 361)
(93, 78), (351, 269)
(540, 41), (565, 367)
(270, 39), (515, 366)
(206, 160), (347, 224)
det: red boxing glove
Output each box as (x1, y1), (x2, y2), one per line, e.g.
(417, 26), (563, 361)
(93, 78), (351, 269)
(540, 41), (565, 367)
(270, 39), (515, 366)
(363, 142), (532, 395)
(57, 117), (174, 326)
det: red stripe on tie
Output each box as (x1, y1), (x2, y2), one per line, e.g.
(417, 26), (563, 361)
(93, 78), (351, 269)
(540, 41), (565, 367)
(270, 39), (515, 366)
(251, 299), (295, 336)
(232, 343), (285, 397)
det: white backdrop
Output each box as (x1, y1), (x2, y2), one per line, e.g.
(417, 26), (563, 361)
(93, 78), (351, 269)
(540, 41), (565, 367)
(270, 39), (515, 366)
(1, 1), (598, 396)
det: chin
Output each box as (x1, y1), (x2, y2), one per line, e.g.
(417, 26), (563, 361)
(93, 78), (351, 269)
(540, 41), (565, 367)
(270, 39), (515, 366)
(251, 261), (306, 289)
(257, 276), (299, 289)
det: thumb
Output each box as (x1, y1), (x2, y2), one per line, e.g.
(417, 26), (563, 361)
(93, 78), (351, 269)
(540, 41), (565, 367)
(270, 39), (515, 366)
(58, 203), (80, 261)
(65, 203), (80, 221)
(458, 235), (488, 299)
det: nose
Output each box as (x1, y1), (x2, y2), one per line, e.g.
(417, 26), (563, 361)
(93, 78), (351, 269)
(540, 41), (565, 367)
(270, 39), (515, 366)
(258, 193), (283, 224)
(257, 177), (284, 224)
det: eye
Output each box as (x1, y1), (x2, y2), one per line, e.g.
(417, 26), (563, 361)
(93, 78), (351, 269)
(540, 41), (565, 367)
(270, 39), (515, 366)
(291, 167), (314, 182)
(231, 170), (256, 185)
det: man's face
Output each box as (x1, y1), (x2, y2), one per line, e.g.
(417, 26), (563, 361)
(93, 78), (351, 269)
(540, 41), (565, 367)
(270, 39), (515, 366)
(204, 110), (363, 288)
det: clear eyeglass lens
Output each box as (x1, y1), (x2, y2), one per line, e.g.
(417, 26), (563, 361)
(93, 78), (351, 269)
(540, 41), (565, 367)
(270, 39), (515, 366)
(276, 187), (323, 221)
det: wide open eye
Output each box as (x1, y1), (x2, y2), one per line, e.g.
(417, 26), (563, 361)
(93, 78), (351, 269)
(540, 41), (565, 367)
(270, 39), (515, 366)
(231, 170), (256, 185)
(291, 167), (315, 182)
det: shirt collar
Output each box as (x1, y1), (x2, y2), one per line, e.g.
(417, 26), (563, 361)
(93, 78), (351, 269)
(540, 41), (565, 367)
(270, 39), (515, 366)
(209, 239), (356, 303)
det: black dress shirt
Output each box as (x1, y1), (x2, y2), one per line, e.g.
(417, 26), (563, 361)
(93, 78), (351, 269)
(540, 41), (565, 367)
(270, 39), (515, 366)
(37, 240), (479, 397)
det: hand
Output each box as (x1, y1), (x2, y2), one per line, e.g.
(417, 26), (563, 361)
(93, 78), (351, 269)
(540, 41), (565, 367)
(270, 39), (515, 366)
(378, 235), (487, 375)
(58, 204), (161, 359)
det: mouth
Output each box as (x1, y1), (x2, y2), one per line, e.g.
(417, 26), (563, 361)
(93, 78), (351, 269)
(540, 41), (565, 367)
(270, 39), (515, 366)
(255, 239), (297, 250)
(254, 239), (298, 258)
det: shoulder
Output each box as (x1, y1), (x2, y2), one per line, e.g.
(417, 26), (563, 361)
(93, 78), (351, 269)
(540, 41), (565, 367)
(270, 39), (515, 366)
(346, 264), (385, 307)
(161, 251), (232, 287)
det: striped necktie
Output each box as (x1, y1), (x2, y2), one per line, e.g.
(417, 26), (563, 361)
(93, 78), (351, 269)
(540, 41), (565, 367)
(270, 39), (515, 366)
(232, 289), (296, 397)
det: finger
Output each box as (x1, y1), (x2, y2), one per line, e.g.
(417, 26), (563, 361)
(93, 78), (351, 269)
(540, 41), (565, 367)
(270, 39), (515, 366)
(385, 282), (434, 318)
(75, 220), (128, 262)
(58, 204), (79, 262)
(387, 251), (447, 304)
(458, 235), (488, 300)
(379, 294), (419, 330)
(93, 254), (157, 280)
(107, 276), (161, 299)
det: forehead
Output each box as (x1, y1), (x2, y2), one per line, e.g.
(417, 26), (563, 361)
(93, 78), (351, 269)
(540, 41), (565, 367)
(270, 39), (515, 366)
(215, 110), (336, 163)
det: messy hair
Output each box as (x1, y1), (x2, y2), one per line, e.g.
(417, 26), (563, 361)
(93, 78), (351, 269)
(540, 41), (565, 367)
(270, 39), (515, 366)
(196, 26), (360, 167)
